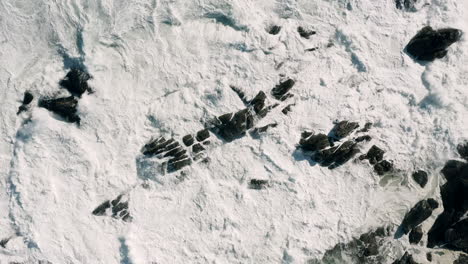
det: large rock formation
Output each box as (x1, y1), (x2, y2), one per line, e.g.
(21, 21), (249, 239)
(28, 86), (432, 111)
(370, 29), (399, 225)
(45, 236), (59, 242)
(59, 68), (92, 97)
(38, 96), (81, 124)
(400, 198), (439, 234)
(406, 26), (462, 61)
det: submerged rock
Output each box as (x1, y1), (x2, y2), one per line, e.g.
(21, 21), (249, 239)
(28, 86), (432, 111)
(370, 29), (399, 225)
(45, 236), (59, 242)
(409, 226), (423, 244)
(17, 91), (34, 114)
(59, 68), (92, 97)
(412, 170), (428, 188)
(297, 26), (316, 39)
(39, 96), (80, 124)
(406, 26), (462, 61)
(267, 25), (281, 35)
(374, 160), (394, 175)
(400, 198), (439, 234)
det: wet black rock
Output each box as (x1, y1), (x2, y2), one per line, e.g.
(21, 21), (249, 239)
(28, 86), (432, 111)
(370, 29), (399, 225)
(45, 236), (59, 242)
(395, 0), (417, 11)
(297, 26), (316, 39)
(17, 91), (34, 114)
(330, 121), (360, 140)
(374, 160), (393, 175)
(271, 79), (295, 100)
(355, 135), (372, 142)
(182, 135), (195, 146)
(168, 158), (192, 173)
(230, 85), (248, 105)
(142, 137), (175, 156)
(457, 142), (468, 161)
(305, 47), (317, 52)
(249, 179), (268, 190)
(192, 143), (205, 153)
(441, 160), (466, 181)
(308, 226), (391, 264)
(412, 170), (428, 188)
(406, 26), (462, 61)
(252, 123), (277, 135)
(426, 252), (432, 262)
(38, 96), (80, 124)
(299, 133), (330, 151)
(213, 109), (255, 141)
(196, 129), (210, 142)
(282, 104), (294, 115)
(454, 254), (468, 264)
(268, 25), (281, 35)
(92, 195), (131, 222)
(59, 68), (92, 97)
(400, 198), (439, 234)
(392, 252), (418, 264)
(318, 141), (360, 169)
(409, 226), (423, 244)
(358, 122), (373, 133)
(360, 145), (385, 165)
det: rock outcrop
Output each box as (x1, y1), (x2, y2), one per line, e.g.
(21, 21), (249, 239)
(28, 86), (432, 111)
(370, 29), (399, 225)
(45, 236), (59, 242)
(59, 68), (92, 97)
(406, 26), (462, 61)
(412, 170), (428, 188)
(39, 96), (80, 124)
(400, 198), (439, 234)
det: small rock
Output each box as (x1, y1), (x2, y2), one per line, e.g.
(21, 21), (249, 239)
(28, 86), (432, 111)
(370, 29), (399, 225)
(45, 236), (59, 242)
(59, 68), (92, 97)
(355, 135), (372, 142)
(299, 133), (330, 151)
(182, 135), (194, 146)
(22, 91), (34, 105)
(297, 26), (316, 39)
(168, 158), (192, 172)
(268, 25), (281, 35)
(0, 237), (11, 248)
(38, 96), (80, 124)
(457, 142), (468, 161)
(360, 145), (385, 165)
(282, 104), (294, 115)
(374, 160), (393, 175)
(249, 179), (268, 189)
(271, 79), (295, 100)
(406, 26), (462, 61)
(412, 170), (428, 188)
(426, 252), (432, 262)
(330, 121), (360, 140)
(409, 226), (423, 244)
(192, 143), (205, 153)
(358, 122), (373, 133)
(395, 0), (417, 11)
(196, 129), (210, 142)
(252, 123), (277, 134)
(400, 198), (439, 234)
(230, 85), (248, 105)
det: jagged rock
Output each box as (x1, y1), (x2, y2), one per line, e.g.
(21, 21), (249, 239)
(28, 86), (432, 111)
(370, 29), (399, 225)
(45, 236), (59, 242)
(400, 198), (439, 234)
(252, 123), (277, 135)
(213, 108), (254, 141)
(297, 26), (316, 39)
(268, 25), (281, 35)
(412, 170), (428, 188)
(406, 26), (462, 61)
(355, 135), (372, 142)
(250, 91), (267, 114)
(17, 91), (34, 114)
(409, 226), (423, 244)
(315, 140), (360, 169)
(441, 160), (466, 181)
(93, 195), (132, 222)
(271, 79), (295, 100)
(358, 122), (373, 133)
(142, 137), (174, 156)
(282, 104), (294, 115)
(196, 129), (210, 142)
(299, 133), (330, 151)
(443, 218), (468, 252)
(426, 252), (432, 262)
(230, 85), (248, 105)
(457, 142), (468, 161)
(308, 226), (391, 264)
(38, 96), (80, 123)
(395, 0), (417, 11)
(59, 68), (92, 97)
(330, 121), (359, 140)
(192, 143), (205, 153)
(374, 160), (393, 175)
(392, 252), (418, 264)
(360, 145), (385, 165)
(454, 254), (468, 264)
(182, 135), (194, 146)
(249, 179), (268, 189)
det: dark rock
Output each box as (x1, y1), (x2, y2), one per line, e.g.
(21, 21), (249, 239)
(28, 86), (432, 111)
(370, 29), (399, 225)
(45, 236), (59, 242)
(457, 142), (468, 161)
(412, 170), (428, 188)
(93, 195), (132, 222)
(213, 108), (254, 141)
(360, 145), (385, 165)
(305, 47), (317, 52)
(22, 91), (34, 105)
(281, 104), (294, 115)
(426, 252), (432, 262)
(441, 160), (466, 181)
(309, 226), (391, 263)
(315, 140), (360, 169)
(252, 123), (277, 135)
(168, 158), (192, 172)
(330, 121), (359, 140)
(182, 135), (195, 146)
(38, 96), (80, 124)
(454, 254), (468, 264)
(0, 237), (10, 248)
(92, 200), (111, 216)
(192, 143), (205, 153)
(297, 26), (316, 39)
(299, 133), (330, 151)
(268, 25), (281, 35)
(409, 226), (423, 244)
(230, 85), (248, 105)
(249, 179), (268, 189)
(196, 129), (210, 142)
(400, 198), (439, 234)
(406, 26), (462, 61)
(249, 91), (267, 114)
(59, 68), (92, 97)
(395, 0), (417, 11)
(392, 252), (418, 264)
(358, 122), (373, 133)
(355, 135), (372, 142)
(271, 79), (295, 100)
(374, 160), (393, 175)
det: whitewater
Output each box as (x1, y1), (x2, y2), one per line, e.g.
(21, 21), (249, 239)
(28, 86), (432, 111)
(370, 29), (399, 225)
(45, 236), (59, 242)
(0, 0), (467, 263)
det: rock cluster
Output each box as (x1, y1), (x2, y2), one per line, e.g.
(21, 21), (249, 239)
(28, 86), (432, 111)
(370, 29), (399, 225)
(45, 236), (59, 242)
(92, 194), (132, 222)
(406, 26), (462, 61)
(360, 145), (394, 175)
(427, 157), (468, 253)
